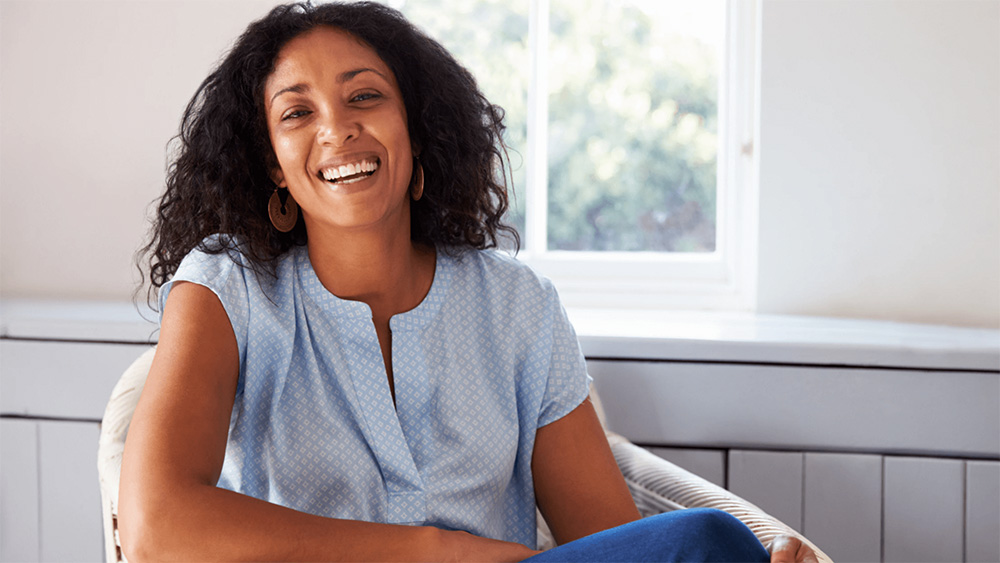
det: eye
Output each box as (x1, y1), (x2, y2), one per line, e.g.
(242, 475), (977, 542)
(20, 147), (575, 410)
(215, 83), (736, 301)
(281, 109), (311, 121)
(350, 91), (381, 103)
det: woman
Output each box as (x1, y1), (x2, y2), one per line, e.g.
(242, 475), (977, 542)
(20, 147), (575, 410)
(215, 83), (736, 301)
(120, 2), (810, 561)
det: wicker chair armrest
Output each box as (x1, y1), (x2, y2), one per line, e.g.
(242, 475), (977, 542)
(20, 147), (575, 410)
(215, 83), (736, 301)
(98, 347), (155, 508)
(608, 434), (833, 563)
(98, 346), (155, 562)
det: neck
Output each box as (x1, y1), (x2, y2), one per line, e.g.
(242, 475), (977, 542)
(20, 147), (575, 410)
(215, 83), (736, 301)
(305, 222), (434, 320)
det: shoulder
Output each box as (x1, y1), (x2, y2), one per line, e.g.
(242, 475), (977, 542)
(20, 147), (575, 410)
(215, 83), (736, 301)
(172, 235), (246, 283)
(174, 234), (299, 282)
(161, 234), (299, 310)
(444, 247), (557, 303)
(165, 235), (244, 293)
(440, 248), (563, 334)
(160, 236), (300, 358)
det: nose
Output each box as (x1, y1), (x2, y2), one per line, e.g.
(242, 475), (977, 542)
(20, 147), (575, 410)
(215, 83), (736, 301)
(317, 109), (360, 147)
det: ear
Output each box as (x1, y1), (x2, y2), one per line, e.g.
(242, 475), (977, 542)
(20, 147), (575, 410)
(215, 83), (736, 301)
(270, 167), (286, 188)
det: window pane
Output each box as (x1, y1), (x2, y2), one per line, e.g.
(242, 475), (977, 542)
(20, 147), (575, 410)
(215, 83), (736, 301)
(393, 0), (530, 240)
(547, 0), (723, 252)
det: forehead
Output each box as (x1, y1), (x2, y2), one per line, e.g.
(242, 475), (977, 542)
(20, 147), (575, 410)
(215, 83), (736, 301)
(266, 26), (395, 92)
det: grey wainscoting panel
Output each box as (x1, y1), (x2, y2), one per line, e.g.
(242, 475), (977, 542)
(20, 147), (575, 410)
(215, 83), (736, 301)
(802, 452), (882, 563)
(645, 447), (726, 488)
(587, 360), (999, 458)
(0, 340), (152, 419)
(38, 421), (103, 562)
(966, 460), (1000, 563)
(0, 419), (40, 563)
(728, 450), (803, 531)
(883, 456), (964, 563)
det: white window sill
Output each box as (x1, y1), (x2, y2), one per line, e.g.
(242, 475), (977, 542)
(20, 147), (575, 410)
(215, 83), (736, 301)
(2, 299), (997, 371)
(568, 308), (999, 371)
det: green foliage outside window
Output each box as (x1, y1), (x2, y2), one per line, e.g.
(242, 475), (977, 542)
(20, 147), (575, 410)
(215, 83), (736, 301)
(397, 0), (719, 252)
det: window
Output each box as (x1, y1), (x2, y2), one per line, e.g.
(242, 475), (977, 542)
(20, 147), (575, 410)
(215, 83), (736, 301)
(392, 0), (758, 310)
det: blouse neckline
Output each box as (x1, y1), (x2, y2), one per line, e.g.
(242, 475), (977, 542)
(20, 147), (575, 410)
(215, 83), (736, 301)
(294, 244), (451, 331)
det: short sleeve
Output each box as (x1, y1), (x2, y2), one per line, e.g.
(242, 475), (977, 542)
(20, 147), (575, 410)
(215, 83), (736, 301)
(536, 284), (593, 428)
(158, 244), (251, 367)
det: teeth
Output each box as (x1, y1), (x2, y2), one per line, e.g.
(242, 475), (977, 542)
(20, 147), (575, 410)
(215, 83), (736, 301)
(321, 159), (378, 182)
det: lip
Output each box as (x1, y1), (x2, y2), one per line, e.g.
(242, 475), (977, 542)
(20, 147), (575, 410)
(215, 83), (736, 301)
(314, 152), (382, 177)
(314, 153), (381, 189)
(313, 156), (380, 193)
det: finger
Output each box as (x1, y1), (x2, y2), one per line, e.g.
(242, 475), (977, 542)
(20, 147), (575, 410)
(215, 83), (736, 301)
(796, 542), (819, 563)
(769, 535), (799, 563)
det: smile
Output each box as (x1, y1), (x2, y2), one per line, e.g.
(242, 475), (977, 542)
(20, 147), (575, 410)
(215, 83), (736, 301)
(318, 158), (379, 185)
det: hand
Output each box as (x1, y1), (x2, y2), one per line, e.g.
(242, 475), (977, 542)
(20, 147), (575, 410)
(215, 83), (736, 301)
(435, 528), (541, 562)
(769, 534), (819, 563)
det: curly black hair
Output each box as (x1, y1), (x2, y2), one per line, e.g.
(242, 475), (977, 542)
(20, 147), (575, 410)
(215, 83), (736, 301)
(139, 1), (518, 301)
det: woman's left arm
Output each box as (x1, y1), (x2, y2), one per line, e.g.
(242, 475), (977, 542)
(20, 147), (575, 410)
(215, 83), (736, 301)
(530, 397), (641, 545)
(531, 398), (820, 563)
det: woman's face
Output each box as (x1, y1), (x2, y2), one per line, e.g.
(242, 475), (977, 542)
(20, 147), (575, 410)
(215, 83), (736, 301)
(264, 26), (413, 235)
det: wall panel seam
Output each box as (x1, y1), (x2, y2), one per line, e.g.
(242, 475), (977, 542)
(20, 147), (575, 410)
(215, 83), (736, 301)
(880, 455), (885, 563)
(1, 414), (102, 424)
(0, 336), (155, 347)
(633, 442), (1000, 463)
(962, 460), (967, 563)
(799, 452), (806, 535)
(584, 356), (998, 374)
(34, 421), (41, 561)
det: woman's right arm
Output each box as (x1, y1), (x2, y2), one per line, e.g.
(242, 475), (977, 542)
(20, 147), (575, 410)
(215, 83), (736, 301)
(118, 282), (537, 562)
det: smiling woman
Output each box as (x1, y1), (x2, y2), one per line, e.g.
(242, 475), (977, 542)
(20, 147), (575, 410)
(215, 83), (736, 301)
(119, 2), (802, 562)
(139, 2), (517, 299)
(264, 28), (415, 238)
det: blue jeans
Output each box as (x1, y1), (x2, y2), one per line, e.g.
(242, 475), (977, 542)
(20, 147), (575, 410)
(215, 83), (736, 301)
(523, 508), (770, 562)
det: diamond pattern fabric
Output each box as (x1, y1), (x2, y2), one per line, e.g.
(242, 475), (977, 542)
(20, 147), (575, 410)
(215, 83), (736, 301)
(160, 238), (591, 547)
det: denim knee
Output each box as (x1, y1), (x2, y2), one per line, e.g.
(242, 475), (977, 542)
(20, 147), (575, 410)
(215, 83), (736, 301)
(684, 508), (748, 535)
(680, 508), (768, 561)
(522, 508), (770, 562)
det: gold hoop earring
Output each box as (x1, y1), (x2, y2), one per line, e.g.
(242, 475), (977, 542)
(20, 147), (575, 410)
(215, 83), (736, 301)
(410, 159), (424, 201)
(268, 187), (298, 232)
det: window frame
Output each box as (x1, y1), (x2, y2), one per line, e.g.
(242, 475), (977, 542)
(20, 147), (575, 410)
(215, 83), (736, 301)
(516, 0), (760, 311)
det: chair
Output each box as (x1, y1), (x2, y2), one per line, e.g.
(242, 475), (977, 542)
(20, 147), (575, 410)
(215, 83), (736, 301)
(98, 347), (831, 562)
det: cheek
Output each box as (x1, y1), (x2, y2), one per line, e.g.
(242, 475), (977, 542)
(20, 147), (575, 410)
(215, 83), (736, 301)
(383, 102), (411, 155)
(385, 119), (413, 164)
(268, 129), (315, 194)
(270, 133), (317, 184)
(271, 134), (297, 165)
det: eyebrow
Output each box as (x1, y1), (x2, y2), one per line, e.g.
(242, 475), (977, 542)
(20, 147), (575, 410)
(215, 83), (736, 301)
(339, 67), (386, 83)
(269, 68), (388, 105)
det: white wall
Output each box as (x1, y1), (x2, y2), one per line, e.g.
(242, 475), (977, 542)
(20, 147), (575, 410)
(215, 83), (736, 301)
(756, 0), (1000, 328)
(0, 0), (279, 301)
(1, 0), (997, 327)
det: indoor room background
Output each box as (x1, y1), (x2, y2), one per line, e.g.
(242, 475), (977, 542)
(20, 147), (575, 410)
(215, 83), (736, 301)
(1, 1), (997, 562)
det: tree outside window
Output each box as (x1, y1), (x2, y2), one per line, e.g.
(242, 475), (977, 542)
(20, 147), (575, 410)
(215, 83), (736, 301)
(393, 0), (753, 310)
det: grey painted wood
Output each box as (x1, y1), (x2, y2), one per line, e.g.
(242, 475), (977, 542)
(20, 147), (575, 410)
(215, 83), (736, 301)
(0, 419), (40, 562)
(0, 300), (157, 343)
(569, 308), (1000, 370)
(966, 460), (1000, 563)
(802, 452), (881, 563)
(588, 360), (999, 458)
(38, 421), (103, 562)
(0, 340), (152, 419)
(883, 456), (964, 563)
(645, 447), (726, 487)
(728, 450), (803, 531)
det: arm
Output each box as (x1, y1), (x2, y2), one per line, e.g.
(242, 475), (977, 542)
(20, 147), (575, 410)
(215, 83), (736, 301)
(118, 282), (535, 562)
(533, 406), (819, 562)
(531, 397), (641, 545)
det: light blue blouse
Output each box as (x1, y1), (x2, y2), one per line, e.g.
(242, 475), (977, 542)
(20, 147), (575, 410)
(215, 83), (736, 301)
(160, 240), (591, 548)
